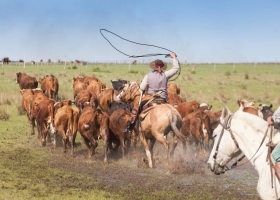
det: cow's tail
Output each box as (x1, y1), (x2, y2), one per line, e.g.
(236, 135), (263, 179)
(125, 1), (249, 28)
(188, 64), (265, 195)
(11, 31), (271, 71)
(47, 102), (55, 134)
(168, 108), (186, 144)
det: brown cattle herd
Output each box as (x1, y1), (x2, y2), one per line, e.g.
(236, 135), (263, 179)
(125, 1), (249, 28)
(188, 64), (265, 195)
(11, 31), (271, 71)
(17, 72), (266, 167)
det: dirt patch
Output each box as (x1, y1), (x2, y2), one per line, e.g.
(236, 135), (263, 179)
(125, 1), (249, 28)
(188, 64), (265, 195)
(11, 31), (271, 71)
(46, 140), (260, 200)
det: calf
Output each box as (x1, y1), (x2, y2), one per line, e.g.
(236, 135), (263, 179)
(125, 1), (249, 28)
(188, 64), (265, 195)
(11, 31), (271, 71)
(78, 106), (109, 163)
(73, 77), (86, 98)
(16, 72), (38, 89)
(237, 99), (261, 117)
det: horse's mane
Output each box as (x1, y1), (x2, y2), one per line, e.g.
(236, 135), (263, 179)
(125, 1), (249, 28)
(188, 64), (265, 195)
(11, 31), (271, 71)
(234, 110), (268, 134)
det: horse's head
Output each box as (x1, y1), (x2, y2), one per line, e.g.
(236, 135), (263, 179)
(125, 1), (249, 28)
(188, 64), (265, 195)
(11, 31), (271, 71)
(207, 106), (242, 175)
(116, 81), (140, 103)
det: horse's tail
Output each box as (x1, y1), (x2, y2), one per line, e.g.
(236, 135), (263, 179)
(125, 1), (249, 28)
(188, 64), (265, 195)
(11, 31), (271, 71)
(168, 108), (186, 144)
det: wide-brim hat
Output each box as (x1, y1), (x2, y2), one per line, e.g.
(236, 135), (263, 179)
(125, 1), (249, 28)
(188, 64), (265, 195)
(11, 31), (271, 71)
(149, 59), (167, 70)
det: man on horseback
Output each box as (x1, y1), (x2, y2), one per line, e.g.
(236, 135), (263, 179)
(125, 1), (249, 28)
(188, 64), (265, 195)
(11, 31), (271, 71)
(267, 107), (280, 182)
(124, 52), (180, 133)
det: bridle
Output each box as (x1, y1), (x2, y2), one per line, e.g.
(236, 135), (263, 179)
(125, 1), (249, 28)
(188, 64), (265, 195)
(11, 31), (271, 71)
(118, 82), (140, 104)
(213, 113), (272, 174)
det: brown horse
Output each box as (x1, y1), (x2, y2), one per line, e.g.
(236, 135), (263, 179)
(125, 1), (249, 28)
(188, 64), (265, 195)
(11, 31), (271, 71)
(116, 81), (186, 168)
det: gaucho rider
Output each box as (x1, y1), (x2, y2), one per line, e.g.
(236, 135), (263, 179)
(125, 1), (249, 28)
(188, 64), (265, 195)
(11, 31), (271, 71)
(267, 106), (280, 181)
(124, 52), (180, 133)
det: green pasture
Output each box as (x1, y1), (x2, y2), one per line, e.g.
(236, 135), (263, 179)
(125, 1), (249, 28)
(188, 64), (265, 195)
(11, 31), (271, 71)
(0, 62), (277, 199)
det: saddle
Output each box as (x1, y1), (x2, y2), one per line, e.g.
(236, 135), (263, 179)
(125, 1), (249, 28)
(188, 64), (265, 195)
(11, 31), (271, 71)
(139, 106), (156, 121)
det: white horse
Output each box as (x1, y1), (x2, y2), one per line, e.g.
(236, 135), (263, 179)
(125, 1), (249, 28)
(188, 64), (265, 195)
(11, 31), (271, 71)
(207, 106), (280, 200)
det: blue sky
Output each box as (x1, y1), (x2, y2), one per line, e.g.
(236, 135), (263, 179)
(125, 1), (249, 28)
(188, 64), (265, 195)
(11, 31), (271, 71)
(0, 0), (279, 63)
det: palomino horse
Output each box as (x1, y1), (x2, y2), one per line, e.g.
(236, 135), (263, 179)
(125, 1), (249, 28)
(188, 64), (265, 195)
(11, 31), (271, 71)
(207, 106), (280, 200)
(116, 81), (186, 168)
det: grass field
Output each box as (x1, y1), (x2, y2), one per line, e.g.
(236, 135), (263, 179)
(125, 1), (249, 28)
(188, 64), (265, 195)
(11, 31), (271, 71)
(0, 62), (277, 199)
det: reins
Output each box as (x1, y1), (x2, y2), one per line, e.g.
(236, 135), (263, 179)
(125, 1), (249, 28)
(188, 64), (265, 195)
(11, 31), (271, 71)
(214, 114), (272, 172)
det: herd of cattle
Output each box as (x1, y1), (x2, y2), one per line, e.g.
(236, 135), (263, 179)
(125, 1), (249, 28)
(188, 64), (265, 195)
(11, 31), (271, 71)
(16, 72), (275, 165)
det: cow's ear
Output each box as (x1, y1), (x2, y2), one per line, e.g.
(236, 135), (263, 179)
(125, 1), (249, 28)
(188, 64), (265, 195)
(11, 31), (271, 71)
(270, 104), (273, 109)
(237, 100), (240, 106)
(20, 89), (25, 94)
(68, 100), (72, 105)
(208, 105), (212, 110)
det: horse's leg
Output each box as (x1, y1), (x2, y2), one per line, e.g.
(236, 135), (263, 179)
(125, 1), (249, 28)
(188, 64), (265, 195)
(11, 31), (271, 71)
(149, 138), (156, 159)
(101, 132), (108, 164)
(154, 134), (169, 162)
(119, 135), (126, 159)
(139, 132), (153, 168)
(170, 135), (178, 158)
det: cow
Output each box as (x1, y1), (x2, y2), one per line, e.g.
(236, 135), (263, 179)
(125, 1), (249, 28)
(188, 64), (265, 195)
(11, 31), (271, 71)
(111, 79), (127, 92)
(39, 75), (59, 100)
(20, 89), (36, 135)
(53, 100), (79, 155)
(181, 104), (212, 150)
(98, 88), (118, 114)
(167, 83), (180, 96)
(258, 104), (274, 121)
(78, 105), (109, 163)
(75, 90), (98, 112)
(86, 80), (104, 96)
(30, 60), (35, 65)
(132, 60), (137, 65)
(47, 59), (51, 65)
(33, 98), (56, 146)
(2, 57), (11, 64)
(18, 59), (24, 65)
(237, 99), (261, 117)
(75, 60), (82, 65)
(176, 100), (200, 119)
(109, 103), (135, 158)
(16, 72), (38, 89)
(40, 59), (43, 65)
(73, 77), (86, 98)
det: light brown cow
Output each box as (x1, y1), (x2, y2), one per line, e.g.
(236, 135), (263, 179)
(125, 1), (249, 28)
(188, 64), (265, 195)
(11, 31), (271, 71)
(75, 90), (98, 111)
(39, 75), (59, 100)
(73, 77), (86, 98)
(78, 105), (109, 163)
(86, 80), (105, 96)
(98, 88), (118, 114)
(16, 72), (38, 89)
(33, 98), (56, 146)
(167, 83), (180, 96)
(53, 100), (79, 155)
(176, 100), (200, 119)
(20, 89), (36, 135)
(237, 99), (260, 117)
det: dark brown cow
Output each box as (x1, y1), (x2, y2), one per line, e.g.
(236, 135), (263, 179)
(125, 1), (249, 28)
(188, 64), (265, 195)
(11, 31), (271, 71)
(33, 98), (56, 146)
(2, 57), (11, 64)
(31, 60), (35, 65)
(75, 60), (82, 65)
(75, 90), (98, 111)
(78, 106), (109, 163)
(181, 105), (212, 150)
(98, 88), (118, 114)
(176, 100), (200, 119)
(39, 76), (59, 100)
(73, 77), (86, 98)
(19, 59), (24, 65)
(20, 89), (36, 135)
(16, 72), (38, 89)
(54, 100), (79, 155)
(109, 102), (135, 158)
(132, 60), (137, 65)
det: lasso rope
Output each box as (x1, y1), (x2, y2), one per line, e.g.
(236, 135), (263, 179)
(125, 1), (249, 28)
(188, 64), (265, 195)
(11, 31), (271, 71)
(100, 29), (181, 81)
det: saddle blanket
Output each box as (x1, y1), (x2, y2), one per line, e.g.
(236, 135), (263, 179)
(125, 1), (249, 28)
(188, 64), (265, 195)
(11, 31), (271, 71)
(271, 143), (280, 165)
